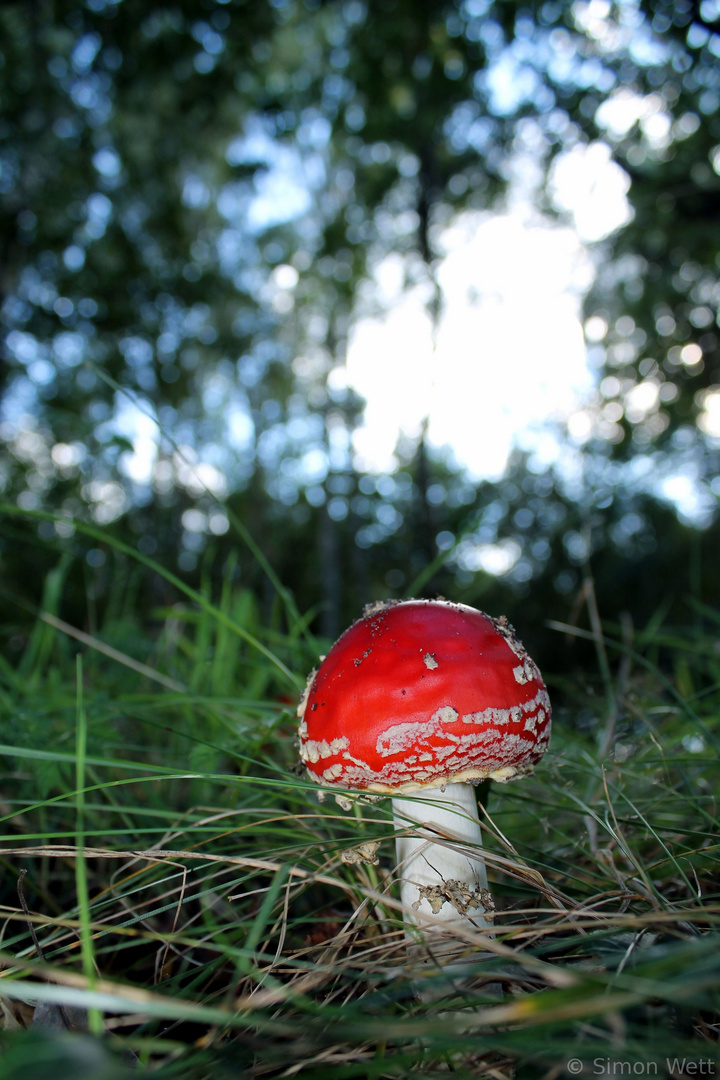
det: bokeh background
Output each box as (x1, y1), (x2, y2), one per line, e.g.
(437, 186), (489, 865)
(2, 0), (719, 669)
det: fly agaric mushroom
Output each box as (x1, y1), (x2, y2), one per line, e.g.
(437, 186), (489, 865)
(298, 599), (551, 933)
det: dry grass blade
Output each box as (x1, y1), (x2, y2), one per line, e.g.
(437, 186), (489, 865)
(40, 613), (186, 693)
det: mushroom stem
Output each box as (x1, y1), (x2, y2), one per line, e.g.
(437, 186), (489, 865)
(393, 783), (493, 932)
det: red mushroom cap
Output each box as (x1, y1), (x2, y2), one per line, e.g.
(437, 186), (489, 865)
(298, 599), (551, 793)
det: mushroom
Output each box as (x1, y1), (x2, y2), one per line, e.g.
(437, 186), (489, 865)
(298, 598), (551, 937)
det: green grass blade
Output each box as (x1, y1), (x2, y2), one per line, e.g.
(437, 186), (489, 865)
(74, 654), (103, 1035)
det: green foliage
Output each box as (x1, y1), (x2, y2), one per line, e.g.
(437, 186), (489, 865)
(578, 0), (720, 468)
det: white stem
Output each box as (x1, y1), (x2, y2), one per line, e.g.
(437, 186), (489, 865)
(393, 784), (492, 931)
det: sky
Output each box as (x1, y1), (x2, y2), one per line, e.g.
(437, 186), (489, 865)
(104, 132), (645, 536)
(11, 89), (709, 536)
(339, 137), (719, 528)
(221, 103), (637, 486)
(347, 213), (592, 479)
(344, 140), (633, 481)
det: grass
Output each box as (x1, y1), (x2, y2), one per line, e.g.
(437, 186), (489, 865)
(0, 537), (719, 1078)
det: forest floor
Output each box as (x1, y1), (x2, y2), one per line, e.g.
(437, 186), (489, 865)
(0, 547), (718, 1079)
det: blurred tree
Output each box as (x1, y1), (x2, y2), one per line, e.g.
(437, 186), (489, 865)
(1, 0), (719, 647)
(556, 0), (720, 513)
